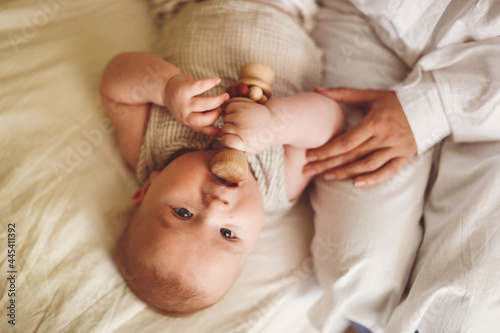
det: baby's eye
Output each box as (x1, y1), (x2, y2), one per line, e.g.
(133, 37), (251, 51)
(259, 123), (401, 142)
(174, 208), (193, 219)
(220, 228), (236, 240)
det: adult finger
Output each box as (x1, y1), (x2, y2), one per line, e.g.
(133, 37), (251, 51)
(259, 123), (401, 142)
(306, 121), (373, 162)
(315, 87), (380, 107)
(303, 138), (381, 176)
(322, 148), (394, 180)
(352, 157), (410, 187)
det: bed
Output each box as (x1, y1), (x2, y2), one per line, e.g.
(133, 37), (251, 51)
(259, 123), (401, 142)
(0, 0), (334, 332)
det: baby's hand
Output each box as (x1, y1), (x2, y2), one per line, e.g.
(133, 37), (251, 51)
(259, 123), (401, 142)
(164, 74), (229, 136)
(221, 102), (275, 155)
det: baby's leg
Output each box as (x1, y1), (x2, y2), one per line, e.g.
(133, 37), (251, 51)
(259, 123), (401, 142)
(308, 2), (433, 332)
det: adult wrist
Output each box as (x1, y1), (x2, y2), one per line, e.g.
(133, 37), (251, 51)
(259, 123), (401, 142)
(393, 71), (451, 154)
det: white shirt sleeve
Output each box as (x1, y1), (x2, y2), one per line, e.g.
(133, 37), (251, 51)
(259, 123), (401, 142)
(394, 37), (500, 154)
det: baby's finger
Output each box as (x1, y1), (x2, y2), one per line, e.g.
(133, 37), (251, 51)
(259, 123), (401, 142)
(223, 101), (254, 116)
(220, 122), (238, 134)
(199, 125), (221, 137)
(191, 93), (229, 112)
(221, 112), (245, 127)
(189, 77), (223, 96)
(186, 108), (222, 127)
(220, 133), (246, 151)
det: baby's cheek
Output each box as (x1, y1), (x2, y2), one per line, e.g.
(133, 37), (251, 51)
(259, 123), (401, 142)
(244, 195), (264, 225)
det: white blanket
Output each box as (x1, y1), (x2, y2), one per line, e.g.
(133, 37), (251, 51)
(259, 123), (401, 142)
(0, 0), (321, 331)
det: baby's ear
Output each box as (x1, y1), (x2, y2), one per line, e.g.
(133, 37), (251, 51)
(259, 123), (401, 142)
(130, 174), (151, 207)
(131, 185), (147, 206)
(130, 172), (158, 206)
(131, 187), (145, 206)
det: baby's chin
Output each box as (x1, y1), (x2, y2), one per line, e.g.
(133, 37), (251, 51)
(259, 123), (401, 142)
(159, 255), (246, 304)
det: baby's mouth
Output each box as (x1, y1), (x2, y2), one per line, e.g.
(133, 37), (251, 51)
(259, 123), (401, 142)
(211, 172), (238, 188)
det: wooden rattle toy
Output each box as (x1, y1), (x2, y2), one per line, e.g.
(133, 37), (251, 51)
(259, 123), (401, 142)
(209, 63), (275, 184)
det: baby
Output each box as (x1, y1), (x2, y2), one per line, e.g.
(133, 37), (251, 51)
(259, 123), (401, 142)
(100, 0), (344, 316)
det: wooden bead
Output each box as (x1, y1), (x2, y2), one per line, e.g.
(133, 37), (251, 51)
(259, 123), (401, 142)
(210, 148), (248, 183)
(212, 63), (274, 183)
(226, 85), (237, 98)
(258, 94), (268, 104)
(238, 63), (275, 86)
(248, 86), (263, 102)
(237, 63), (274, 97)
(236, 83), (249, 97)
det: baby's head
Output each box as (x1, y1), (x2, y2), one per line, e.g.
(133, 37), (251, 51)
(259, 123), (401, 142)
(115, 149), (264, 315)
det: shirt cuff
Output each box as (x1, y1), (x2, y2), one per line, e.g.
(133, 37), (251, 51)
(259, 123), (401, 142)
(394, 71), (451, 154)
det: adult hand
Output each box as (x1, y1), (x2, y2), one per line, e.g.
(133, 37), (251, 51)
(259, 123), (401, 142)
(304, 88), (417, 187)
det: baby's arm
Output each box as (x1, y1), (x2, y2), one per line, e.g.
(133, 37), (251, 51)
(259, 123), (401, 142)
(222, 92), (344, 200)
(100, 52), (228, 169)
(267, 92), (344, 149)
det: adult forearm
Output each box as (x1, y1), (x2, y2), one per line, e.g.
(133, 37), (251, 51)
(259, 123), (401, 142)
(394, 38), (500, 154)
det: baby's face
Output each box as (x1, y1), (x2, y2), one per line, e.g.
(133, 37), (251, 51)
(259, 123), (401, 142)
(130, 149), (265, 304)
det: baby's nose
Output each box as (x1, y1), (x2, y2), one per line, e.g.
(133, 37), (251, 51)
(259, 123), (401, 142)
(204, 193), (229, 207)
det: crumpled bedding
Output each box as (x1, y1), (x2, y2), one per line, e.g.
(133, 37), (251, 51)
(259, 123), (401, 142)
(0, 0), (321, 332)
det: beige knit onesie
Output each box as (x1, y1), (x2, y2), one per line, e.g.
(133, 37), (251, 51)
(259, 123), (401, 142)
(137, 0), (322, 212)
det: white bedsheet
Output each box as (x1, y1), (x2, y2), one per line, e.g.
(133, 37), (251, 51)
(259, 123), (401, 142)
(0, 0), (321, 331)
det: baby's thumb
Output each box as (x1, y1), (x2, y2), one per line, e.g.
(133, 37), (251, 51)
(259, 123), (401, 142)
(199, 125), (221, 137)
(187, 108), (222, 128)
